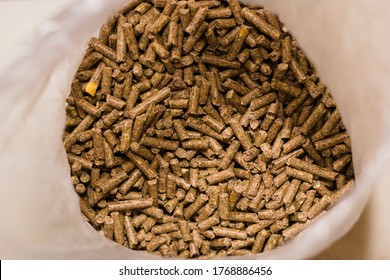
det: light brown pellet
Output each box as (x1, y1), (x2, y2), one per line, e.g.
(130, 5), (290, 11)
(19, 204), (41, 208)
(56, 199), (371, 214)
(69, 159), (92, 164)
(183, 22), (209, 54)
(282, 221), (310, 240)
(186, 117), (226, 142)
(286, 167), (313, 183)
(201, 53), (241, 69)
(185, 7), (208, 35)
(128, 87), (171, 118)
(182, 138), (209, 150)
(183, 193), (209, 219)
(307, 195), (330, 219)
(287, 157), (338, 181)
(241, 8), (280, 40)
(98, 171), (128, 194)
(111, 212), (125, 244)
(210, 238), (232, 248)
(139, 136), (180, 151)
(315, 132), (349, 151)
(263, 233), (281, 251)
(212, 226), (247, 240)
(329, 179), (355, 208)
(126, 151), (157, 179)
(123, 216), (138, 248)
(300, 103), (327, 136)
(108, 198), (153, 212)
(146, 236), (166, 252)
(198, 214), (220, 231)
(333, 154), (352, 172)
(178, 219), (192, 242)
(282, 179), (301, 206)
(251, 229), (270, 253)
(103, 216), (114, 240)
(142, 206), (164, 220)
(206, 169), (235, 185)
(229, 116), (253, 150)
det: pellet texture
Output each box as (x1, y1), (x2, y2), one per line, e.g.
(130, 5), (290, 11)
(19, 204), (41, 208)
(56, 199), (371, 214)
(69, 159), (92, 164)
(64, 0), (355, 259)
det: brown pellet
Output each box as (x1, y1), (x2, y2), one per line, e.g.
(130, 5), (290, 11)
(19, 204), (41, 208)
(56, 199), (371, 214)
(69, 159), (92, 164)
(251, 229), (270, 253)
(229, 116), (253, 150)
(186, 117), (226, 142)
(287, 157), (339, 181)
(140, 136), (180, 151)
(201, 53), (241, 69)
(108, 198), (153, 212)
(98, 171), (128, 194)
(302, 138), (325, 166)
(103, 216), (114, 240)
(126, 151), (157, 179)
(183, 22), (208, 54)
(226, 25), (249, 61)
(286, 167), (313, 183)
(183, 194), (209, 220)
(241, 8), (280, 41)
(300, 103), (327, 136)
(186, 7), (208, 35)
(315, 132), (349, 151)
(89, 37), (118, 63)
(65, 0), (355, 260)
(212, 226), (247, 240)
(282, 134), (306, 155)
(129, 87), (171, 118)
(271, 79), (301, 98)
(282, 221), (310, 240)
(307, 195), (331, 219)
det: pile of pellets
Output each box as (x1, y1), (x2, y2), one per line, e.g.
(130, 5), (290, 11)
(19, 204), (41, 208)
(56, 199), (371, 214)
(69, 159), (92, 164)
(63, 0), (355, 259)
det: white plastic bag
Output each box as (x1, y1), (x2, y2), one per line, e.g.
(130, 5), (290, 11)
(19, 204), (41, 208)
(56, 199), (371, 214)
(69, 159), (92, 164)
(1, 0), (389, 259)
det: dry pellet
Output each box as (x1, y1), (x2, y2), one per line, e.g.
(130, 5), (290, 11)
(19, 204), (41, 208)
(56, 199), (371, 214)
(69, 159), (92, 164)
(202, 115), (225, 134)
(111, 212), (125, 244)
(178, 219), (192, 242)
(146, 236), (166, 252)
(282, 221), (310, 240)
(286, 166), (313, 183)
(212, 226), (247, 240)
(246, 221), (273, 237)
(103, 216), (114, 240)
(287, 157), (338, 181)
(241, 8), (280, 40)
(314, 132), (349, 151)
(201, 53), (241, 69)
(108, 198), (153, 212)
(185, 7), (208, 35)
(127, 87), (171, 118)
(139, 136), (180, 151)
(229, 117), (252, 150)
(183, 193), (209, 219)
(142, 207), (164, 219)
(307, 195), (331, 219)
(251, 229), (270, 253)
(98, 171), (128, 194)
(300, 103), (327, 136)
(186, 117), (226, 142)
(89, 37), (118, 63)
(302, 138), (325, 166)
(126, 151), (157, 179)
(183, 22), (209, 54)
(329, 179), (355, 208)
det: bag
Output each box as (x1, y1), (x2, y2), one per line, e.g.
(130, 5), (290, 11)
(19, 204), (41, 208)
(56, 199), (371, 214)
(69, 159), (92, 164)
(1, 0), (387, 259)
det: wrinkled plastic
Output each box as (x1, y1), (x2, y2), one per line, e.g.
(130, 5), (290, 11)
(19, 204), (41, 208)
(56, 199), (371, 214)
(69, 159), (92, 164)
(1, 0), (390, 259)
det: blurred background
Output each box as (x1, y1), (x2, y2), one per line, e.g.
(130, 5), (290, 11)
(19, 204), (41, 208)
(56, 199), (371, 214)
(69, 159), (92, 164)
(0, 0), (388, 259)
